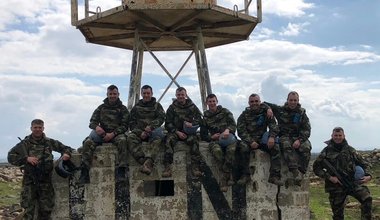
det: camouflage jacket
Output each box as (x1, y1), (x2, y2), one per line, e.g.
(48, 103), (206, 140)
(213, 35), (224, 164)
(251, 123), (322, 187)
(201, 105), (236, 142)
(89, 98), (129, 136)
(264, 102), (311, 141)
(165, 99), (202, 133)
(7, 134), (73, 181)
(129, 97), (165, 136)
(313, 139), (371, 192)
(237, 104), (279, 144)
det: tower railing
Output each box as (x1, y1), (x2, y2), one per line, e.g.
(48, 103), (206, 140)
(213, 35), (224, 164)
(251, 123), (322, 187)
(71, 0), (262, 25)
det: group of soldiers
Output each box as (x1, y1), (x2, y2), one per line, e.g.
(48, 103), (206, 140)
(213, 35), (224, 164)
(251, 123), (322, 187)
(7, 84), (373, 220)
(77, 85), (312, 192)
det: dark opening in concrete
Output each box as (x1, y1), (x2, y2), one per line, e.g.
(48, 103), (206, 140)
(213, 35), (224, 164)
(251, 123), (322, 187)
(144, 180), (174, 197)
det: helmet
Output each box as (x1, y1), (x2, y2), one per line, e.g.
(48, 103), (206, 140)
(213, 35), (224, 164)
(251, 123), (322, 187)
(218, 133), (237, 148)
(183, 124), (199, 135)
(354, 165), (365, 181)
(55, 158), (78, 178)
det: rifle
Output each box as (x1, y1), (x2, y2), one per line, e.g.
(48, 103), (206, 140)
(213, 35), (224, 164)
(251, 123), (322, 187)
(322, 159), (356, 192)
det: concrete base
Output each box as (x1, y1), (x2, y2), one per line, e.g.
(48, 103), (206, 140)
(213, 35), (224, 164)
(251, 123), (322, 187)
(52, 142), (309, 220)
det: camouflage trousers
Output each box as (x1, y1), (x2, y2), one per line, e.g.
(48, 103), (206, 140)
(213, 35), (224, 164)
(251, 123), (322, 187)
(21, 181), (55, 220)
(328, 185), (372, 220)
(279, 136), (311, 174)
(164, 133), (201, 166)
(238, 141), (281, 179)
(127, 132), (162, 163)
(81, 132), (128, 168)
(209, 141), (236, 173)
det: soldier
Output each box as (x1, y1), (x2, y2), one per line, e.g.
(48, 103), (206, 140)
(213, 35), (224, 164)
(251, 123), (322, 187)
(313, 127), (372, 220)
(265, 91), (311, 185)
(128, 85), (166, 175)
(79, 84), (130, 184)
(201, 94), (237, 192)
(8, 119), (73, 220)
(163, 87), (203, 178)
(237, 94), (283, 186)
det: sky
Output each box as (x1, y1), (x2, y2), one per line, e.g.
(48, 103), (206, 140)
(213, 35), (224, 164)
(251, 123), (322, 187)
(1, 0), (379, 160)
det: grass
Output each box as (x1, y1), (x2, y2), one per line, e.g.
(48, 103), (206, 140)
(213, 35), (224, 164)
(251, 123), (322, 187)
(0, 181), (21, 207)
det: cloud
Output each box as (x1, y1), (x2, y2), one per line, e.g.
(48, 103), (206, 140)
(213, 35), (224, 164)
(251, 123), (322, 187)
(279, 22), (310, 37)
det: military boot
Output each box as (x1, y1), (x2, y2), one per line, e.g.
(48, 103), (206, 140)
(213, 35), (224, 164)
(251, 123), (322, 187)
(226, 172), (234, 186)
(79, 165), (90, 185)
(162, 164), (172, 178)
(141, 158), (153, 175)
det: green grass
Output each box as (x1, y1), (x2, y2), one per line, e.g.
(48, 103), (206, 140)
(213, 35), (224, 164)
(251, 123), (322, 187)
(0, 181), (21, 207)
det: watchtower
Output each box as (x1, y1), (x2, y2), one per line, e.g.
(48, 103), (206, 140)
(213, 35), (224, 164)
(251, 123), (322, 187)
(71, 0), (262, 110)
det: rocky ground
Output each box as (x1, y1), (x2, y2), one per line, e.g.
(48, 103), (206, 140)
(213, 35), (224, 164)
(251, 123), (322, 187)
(0, 165), (23, 219)
(1, 149), (379, 219)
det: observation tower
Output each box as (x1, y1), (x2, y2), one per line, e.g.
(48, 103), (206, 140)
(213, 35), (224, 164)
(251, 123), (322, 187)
(71, 0), (262, 110)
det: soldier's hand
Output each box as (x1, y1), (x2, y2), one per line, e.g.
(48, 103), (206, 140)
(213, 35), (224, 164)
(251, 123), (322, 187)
(292, 139), (301, 149)
(144, 126), (152, 133)
(27, 156), (39, 166)
(250, 142), (259, 150)
(266, 108), (273, 119)
(141, 131), (149, 140)
(176, 131), (187, 140)
(211, 133), (220, 141)
(221, 129), (230, 138)
(360, 175), (372, 184)
(328, 176), (342, 185)
(103, 132), (115, 142)
(62, 153), (70, 161)
(184, 121), (192, 128)
(95, 126), (105, 136)
(267, 137), (275, 149)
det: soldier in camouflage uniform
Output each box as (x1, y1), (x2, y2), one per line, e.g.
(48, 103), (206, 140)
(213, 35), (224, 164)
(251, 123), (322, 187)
(79, 85), (130, 184)
(237, 94), (283, 186)
(7, 119), (72, 220)
(265, 91), (311, 185)
(128, 85), (166, 175)
(163, 87), (203, 178)
(201, 94), (237, 192)
(313, 127), (372, 220)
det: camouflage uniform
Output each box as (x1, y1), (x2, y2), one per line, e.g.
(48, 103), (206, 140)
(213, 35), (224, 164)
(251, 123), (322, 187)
(7, 134), (72, 220)
(201, 105), (237, 174)
(237, 104), (281, 183)
(164, 98), (202, 170)
(128, 97), (165, 164)
(313, 139), (372, 220)
(81, 98), (130, 168)
(265, 102), (311, 174)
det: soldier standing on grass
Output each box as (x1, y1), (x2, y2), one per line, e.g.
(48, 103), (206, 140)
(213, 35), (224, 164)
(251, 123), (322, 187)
(313, 127), (372, 220)
(163, 87), (203, 178)
(8, 119), (73, 220)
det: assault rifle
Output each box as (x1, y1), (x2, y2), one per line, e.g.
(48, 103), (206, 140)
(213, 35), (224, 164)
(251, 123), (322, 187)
(322, 159), (356, 193)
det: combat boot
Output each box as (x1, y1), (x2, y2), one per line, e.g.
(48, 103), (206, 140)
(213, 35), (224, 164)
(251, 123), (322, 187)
(268, 176), (284, 186)
(192, 165), (203, 178)
(226, 172), (234, 186)
(141, 158), (153, 175)
(162, 164), (172, 178)
(79, 165), (90, 185)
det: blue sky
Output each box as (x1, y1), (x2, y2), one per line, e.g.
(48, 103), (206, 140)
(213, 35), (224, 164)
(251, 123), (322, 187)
(0, 0), (379, 160)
